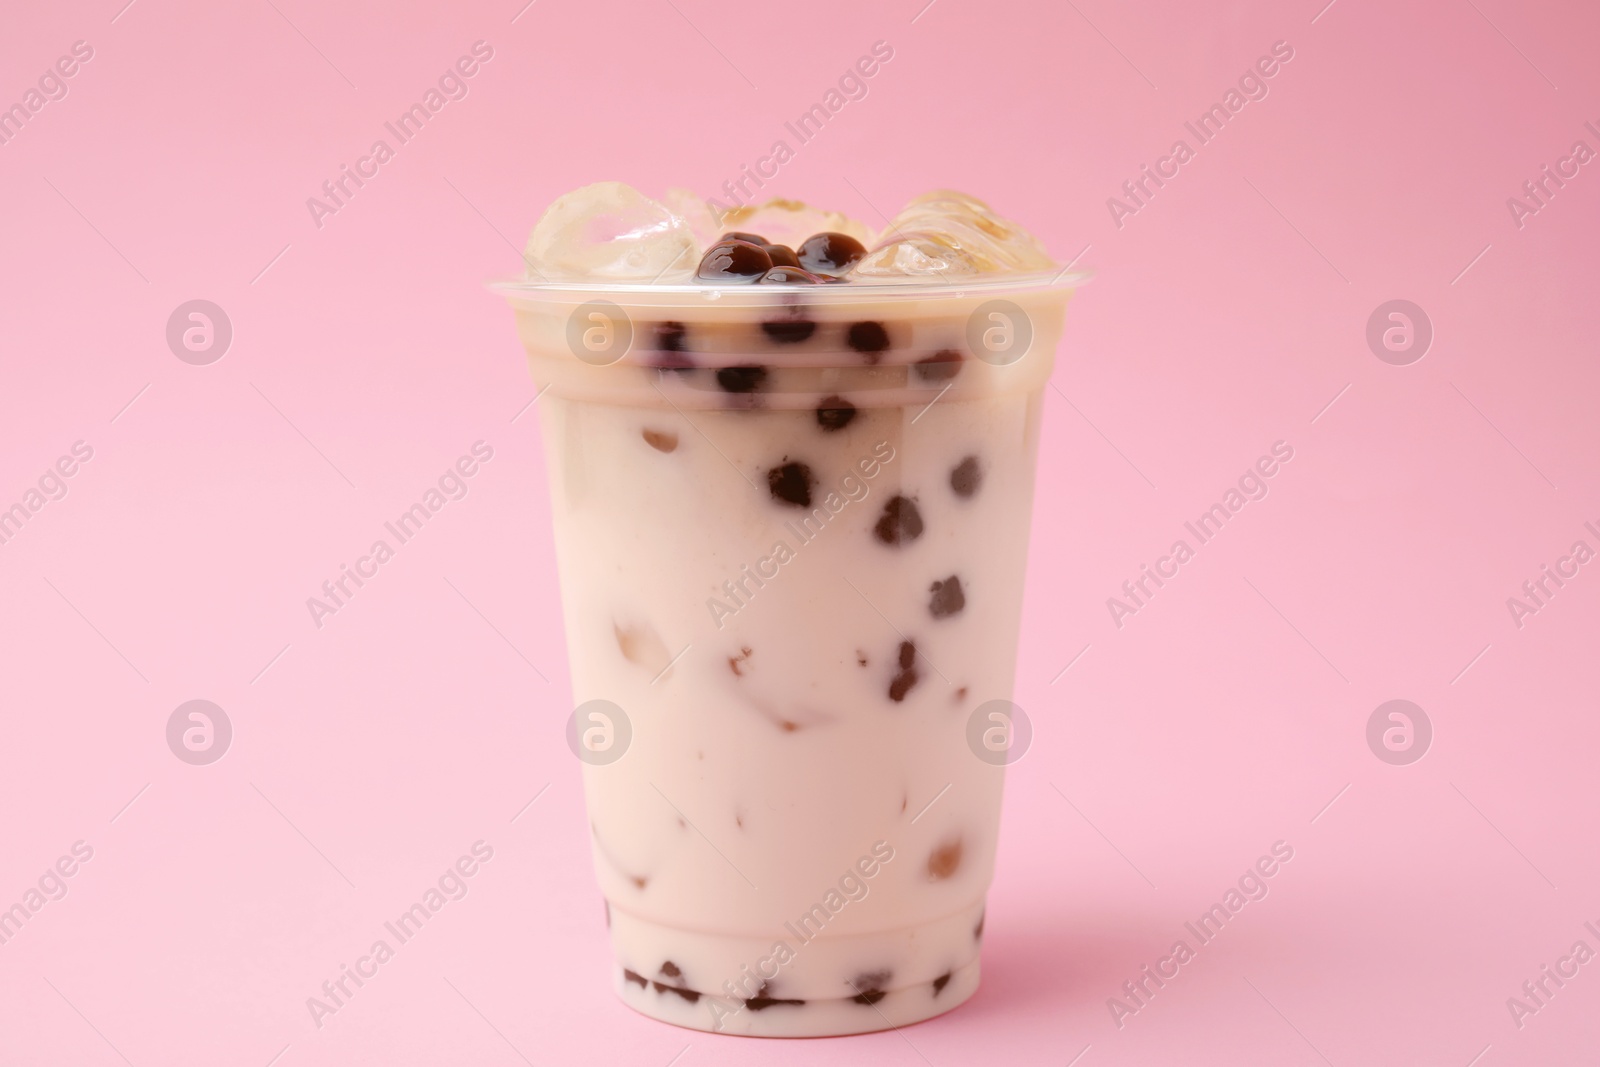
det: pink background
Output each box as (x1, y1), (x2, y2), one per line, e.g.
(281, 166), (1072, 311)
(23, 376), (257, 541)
(3, 0), (1598, 1063)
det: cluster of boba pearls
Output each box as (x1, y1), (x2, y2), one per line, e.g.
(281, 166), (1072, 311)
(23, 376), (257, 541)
(639, 234), (992, 707)
(694, 230), (869, 285)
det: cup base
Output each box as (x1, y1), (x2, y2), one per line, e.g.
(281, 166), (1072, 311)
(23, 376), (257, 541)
(613, 956), (980, 1036)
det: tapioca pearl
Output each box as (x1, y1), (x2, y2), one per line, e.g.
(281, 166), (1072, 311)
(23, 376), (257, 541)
(889, 669), (919, 702)
(950, 455), (982, 498)
(767, 461), (814, 507)
(720, 231), (769, 245)
(623, 969), (648, 989)
(717, 365), (768, 393)
(655, 321), (687, 352)
(932, 972), (952, 996)
(889, 641), (919, 702)
(915, 349), (964, 382)
(927, 837), (963, 881)
(929, 575), (965, 618)
(652, 961), (701, 1002)
(652, 982), (701, 1003)
(874, 495), (924, 545)
(760, 313), (817, 343)
(846, 321), (890, 362)
(697, 239), (773, 282)
(729, 646), (753, 676)
(850, 970), (893, 1005)
(642, 428), (678, 453)
(648, 322), (694, 371)
(746, 981), (805, 1010)
(764, 244), (800, 268)
(816, 396), (857, 432)
(758, 265), (830, 285)
(796, 232), (868, 275)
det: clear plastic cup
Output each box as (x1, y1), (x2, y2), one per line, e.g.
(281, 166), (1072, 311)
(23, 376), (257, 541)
(497, 269), (1083, 1036)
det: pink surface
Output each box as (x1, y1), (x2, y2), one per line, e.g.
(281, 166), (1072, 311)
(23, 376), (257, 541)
(2, 0), (1597, 1063)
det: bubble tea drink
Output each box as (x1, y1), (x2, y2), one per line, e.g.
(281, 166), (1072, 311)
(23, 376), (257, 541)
(498, 183), (1082, 1036)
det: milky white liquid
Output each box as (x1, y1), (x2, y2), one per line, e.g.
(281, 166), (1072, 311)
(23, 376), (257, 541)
(518, 286), (1067, 1035)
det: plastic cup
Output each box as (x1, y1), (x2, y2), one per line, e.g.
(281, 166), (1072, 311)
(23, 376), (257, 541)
(497, 269), (1083, 1036)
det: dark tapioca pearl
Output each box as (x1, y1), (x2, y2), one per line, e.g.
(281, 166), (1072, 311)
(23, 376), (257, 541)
(797, 232), (868, 275)
(857, 650), (869, 667)
(642, 428), (678, 453)
(729, 646), (752, 676)
(950, 455), (982, 498)
(898, 641), (916, 671)
(915, 349), (964, 382)
(954, 686), (968, 701)
(816, 396), (857, 432)
(850, 970), (893, 1006)
(623, 969), (647, 989)
(648, 323), (694, 371)
(889, 662), (919, 702)
(932, 972), (952, 996)
(651, 981), (701, 1003)
(660, 961), (682, 978)
(929, 576), (965, 618)
(846, 321), (890, 360)
(717, 365), (768, 393)
(720, 231), (768, 245)
(697, 239), (773, 282)
(927, 838), (963, 880)
(874, 495), (924, 546)
(760, 313), (818, 343)
(768, 461), (813, 507)
(757, 266), (828, 285)
(764, 244), (800, 268)
(655, 321), (687, 352)
(746, 981), (805, 1011)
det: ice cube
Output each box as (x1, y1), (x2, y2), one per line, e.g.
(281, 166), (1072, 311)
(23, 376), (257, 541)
(713, 197), (874, 250)
(853, 190), (1055, 278)
(662, 187), (724, 250)
(523, 181), (697, 281)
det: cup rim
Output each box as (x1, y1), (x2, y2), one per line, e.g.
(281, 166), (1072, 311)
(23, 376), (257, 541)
(491, 268), (1092, 304)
